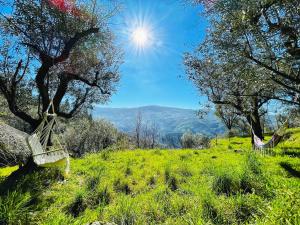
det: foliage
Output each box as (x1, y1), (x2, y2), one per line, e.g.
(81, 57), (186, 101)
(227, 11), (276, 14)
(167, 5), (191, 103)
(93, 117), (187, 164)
(180, 131), (210, 149)
(215, 104), (239, 131)
(185, 0), (300, 142)
(194, 0), (300, 105)
(0, 0), (121, 129)
(63, 118), (120, 156)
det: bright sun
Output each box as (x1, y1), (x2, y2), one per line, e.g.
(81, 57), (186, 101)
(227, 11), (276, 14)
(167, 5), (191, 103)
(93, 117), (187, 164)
(132, 27), (150, 48)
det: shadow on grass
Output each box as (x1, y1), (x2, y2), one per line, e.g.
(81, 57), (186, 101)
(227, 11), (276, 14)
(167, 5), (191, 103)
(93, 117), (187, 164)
(0, 159), (64, 196)
(280, 162), (300, 178)
(281, 147), (300, 158)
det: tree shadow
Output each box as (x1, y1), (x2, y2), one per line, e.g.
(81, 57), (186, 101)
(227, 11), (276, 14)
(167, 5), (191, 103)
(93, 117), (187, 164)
(281, 147), (300, 158)
(0, 159), (64, 197)
(279, 162), (300, 178)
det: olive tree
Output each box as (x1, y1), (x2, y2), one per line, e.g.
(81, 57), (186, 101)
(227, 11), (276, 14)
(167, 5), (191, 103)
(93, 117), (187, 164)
(193, 0), (300, 104)
(0, 0), (121, 131)
(185, 52), (274, 141)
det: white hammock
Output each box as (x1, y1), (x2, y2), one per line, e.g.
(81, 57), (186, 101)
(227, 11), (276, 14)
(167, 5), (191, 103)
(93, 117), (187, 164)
(26, 101), (70, 174)
(252, 121), (288, 150)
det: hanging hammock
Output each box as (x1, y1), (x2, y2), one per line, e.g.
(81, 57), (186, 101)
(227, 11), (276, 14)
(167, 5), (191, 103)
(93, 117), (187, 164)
(252, 120), (288, 150)
(26, 101), (70, 173)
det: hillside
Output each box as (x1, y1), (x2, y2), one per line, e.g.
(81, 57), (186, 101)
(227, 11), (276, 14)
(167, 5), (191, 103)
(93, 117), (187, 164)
(93, 105), (225, 136)
(0, 129), (299, 224)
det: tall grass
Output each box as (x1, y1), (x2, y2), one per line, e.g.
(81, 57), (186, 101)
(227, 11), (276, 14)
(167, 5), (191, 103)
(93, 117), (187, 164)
(0, 191), (32, 225)
(0, 130), (299, 224)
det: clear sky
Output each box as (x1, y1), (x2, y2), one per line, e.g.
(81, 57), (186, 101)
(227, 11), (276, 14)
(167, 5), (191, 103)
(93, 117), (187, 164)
(103, 0), (208, 109)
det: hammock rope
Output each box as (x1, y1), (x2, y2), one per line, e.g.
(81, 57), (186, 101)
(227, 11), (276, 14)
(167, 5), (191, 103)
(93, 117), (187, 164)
(26, 100), (70, 174)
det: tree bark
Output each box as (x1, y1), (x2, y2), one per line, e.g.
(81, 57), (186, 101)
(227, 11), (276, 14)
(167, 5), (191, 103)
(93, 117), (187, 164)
(247, 112), (263, 147)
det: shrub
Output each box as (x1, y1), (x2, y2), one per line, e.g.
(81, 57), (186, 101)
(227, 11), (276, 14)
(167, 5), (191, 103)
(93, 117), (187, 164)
(180, 132), (210, 149)
(63, 118), (119, 157)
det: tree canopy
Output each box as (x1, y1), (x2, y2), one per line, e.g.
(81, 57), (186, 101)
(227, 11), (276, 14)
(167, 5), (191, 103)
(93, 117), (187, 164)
(0, 0), (121, 130)
(185, 0), (300, 141)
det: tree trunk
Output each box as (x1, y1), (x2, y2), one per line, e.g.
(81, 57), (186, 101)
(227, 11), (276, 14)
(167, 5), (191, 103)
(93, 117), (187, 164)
(247, 111), (263, 147)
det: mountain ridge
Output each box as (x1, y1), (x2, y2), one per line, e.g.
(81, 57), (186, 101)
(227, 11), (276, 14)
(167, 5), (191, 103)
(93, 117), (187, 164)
(92, 105), (225, 137)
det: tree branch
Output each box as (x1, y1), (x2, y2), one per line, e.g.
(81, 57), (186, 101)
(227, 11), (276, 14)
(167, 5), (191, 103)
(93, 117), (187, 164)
(53, 27), (100, 64)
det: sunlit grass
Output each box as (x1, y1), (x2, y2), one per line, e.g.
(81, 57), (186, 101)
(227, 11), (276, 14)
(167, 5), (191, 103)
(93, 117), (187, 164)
(0, 129), (299, 224)
(0, 166), (18, 178)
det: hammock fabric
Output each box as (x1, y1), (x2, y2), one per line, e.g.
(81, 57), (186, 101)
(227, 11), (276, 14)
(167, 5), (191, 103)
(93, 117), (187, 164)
(253, 133), (282, 149)
(26, 101), (70, 174)
(252, 122), (288, 150)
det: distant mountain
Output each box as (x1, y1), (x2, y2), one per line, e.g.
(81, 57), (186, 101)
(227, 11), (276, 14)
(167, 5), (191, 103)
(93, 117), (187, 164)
(92, 105), (225, 138)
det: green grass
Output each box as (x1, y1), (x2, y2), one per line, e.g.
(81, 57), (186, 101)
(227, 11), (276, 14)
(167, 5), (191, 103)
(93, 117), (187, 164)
(0, 129), (299, 224)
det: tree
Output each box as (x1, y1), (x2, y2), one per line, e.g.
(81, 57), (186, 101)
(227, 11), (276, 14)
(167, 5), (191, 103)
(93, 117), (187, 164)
(135, 111), (142, 148)
(215, 105), (238, 131)
(215, 105), (239, 138)
(149, 122), (159, 149)
(185, 52), (273, 142)
(141, 121), (160, 149)
(194, 0), (300, 105)
(0, 95), (30, 132)
(0, 0), (121, 131)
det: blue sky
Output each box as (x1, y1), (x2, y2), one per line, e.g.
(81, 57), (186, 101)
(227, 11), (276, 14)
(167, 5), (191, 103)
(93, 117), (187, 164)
(103, 0), (208, 109)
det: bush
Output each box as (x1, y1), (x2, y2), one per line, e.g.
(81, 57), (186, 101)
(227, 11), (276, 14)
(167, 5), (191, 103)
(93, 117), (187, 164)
(63, 118), (119, 156)
(180, 132), (210, 149)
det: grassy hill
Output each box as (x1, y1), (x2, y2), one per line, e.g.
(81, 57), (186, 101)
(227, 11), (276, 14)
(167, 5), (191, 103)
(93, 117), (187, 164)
(0, 130), (299, 225)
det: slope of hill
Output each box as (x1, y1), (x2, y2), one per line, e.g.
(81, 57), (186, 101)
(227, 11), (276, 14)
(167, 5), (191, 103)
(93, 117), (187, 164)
(1, 129), (299, 224)
(93, 105), (225, 136)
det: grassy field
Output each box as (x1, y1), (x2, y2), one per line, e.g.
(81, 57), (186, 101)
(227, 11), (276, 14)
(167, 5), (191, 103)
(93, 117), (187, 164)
(0, 129), (299, 225)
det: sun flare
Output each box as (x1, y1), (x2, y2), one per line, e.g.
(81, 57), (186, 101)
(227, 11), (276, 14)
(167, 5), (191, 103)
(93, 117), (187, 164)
(131, 27), (151, 48)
